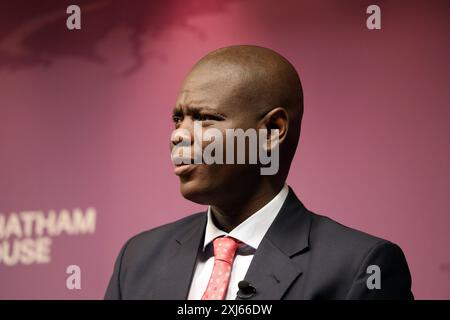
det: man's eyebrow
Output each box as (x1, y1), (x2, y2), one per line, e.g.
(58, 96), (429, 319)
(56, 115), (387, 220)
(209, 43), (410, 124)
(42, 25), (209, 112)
(172, 106), (182, 115)
(172, 105), (226, 116)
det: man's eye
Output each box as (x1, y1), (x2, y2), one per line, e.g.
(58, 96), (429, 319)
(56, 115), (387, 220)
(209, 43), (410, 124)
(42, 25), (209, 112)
(198, 114), (210, 121)
(172, 115), (183, 123)
(196, 114), (219, 121)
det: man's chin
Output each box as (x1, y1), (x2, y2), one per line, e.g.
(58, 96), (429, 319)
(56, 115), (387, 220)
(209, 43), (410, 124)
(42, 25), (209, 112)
(179, 181), (214, 205)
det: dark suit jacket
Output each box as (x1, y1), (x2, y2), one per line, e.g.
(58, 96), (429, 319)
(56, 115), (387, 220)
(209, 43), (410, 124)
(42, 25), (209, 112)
(105, 188), (413, 299)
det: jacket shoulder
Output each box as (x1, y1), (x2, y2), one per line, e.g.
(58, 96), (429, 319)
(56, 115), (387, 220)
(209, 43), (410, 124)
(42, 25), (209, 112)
(307, 210), (408, 280)
(121, 211), (206, 259)
(301, 210), (412, 299)
(309, 211), (389, 251)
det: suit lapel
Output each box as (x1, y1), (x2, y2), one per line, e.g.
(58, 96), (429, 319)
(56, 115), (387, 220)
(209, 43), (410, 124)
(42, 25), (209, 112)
(153, 213), (207, 299)
(237, 188), (312, 300)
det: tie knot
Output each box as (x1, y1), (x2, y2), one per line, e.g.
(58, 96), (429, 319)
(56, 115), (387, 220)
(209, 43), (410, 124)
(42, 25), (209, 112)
(212, 237), (239, 264)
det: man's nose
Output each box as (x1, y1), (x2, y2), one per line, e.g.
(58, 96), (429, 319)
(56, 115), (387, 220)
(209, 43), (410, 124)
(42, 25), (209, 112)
(171, 117), (194, 147)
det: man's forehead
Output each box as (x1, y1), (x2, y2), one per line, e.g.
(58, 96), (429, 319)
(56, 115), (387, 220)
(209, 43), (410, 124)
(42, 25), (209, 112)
(184, 66), (239, 88)
(175, 91), (213, 109)
(177, 75), (243, 110)
(186, 59), (249, 87)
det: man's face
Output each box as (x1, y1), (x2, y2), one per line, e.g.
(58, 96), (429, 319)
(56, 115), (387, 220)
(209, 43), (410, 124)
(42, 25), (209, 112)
(171, 66), (262, 205)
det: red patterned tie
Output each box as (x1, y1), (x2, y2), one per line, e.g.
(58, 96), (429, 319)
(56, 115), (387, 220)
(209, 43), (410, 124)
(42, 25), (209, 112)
(201, 236), (239, 300)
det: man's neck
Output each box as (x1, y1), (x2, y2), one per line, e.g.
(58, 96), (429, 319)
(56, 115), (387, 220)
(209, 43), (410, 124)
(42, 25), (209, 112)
(210, 183), (285, 233)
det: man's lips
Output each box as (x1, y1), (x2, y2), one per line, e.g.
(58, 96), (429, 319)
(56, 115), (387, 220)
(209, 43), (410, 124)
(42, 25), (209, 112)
(174, 161), (198, 176)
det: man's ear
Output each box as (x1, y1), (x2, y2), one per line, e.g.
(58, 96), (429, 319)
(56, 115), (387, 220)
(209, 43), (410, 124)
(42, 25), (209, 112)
(260, 107), (289, 148)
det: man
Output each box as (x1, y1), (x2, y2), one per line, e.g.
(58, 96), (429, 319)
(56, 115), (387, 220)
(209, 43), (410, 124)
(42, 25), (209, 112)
(105, 45), (413, 300)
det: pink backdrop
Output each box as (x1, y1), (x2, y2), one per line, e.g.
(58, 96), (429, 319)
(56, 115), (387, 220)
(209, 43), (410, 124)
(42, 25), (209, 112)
(1, 0), (449, 299)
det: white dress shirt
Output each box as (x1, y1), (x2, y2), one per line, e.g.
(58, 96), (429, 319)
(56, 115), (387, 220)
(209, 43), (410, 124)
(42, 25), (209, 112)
(187, 184), (289, 300)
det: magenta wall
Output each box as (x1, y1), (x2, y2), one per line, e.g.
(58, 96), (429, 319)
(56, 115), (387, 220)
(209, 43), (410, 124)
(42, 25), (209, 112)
(1, 0), (449, 299)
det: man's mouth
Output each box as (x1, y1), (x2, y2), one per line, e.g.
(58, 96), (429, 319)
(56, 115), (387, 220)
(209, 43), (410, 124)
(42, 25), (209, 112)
(172, 155), (198, 176)
(174, 162), (197, 176)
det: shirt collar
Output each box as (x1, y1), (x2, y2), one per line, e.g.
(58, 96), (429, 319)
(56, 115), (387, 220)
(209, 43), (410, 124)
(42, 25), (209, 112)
(203, 184), (289, 251)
